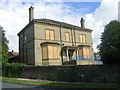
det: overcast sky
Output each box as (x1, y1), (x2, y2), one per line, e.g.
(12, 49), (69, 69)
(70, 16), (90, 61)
(0, 0), (119, 52)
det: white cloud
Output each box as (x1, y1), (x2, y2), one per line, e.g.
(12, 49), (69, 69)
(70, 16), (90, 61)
(0, 0), (119, 53)
(0, 2), (83, 52)
(0, 2), (29, 52)
(85, 0), (119, 52)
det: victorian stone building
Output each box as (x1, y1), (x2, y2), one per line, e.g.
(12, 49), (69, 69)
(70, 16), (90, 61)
(18, 6), (95, 65)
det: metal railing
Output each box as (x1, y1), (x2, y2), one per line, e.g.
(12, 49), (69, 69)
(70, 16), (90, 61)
(63, 55), (102, 62)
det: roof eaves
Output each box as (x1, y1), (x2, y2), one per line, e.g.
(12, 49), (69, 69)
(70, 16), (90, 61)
(34, 19), (92, 32)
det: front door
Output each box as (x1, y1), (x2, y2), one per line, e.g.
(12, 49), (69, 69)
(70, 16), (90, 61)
(68, 49), (74, 60)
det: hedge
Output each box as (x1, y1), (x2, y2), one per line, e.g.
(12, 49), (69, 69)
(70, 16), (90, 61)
(2, 63), (27, 78)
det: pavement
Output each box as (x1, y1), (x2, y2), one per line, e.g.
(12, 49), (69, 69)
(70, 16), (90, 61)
(16, 78), (118, 86)
(16, 78), (87, 85)
(2, 78), (83, 89)
(2, 78), (119, 89)
(16, 78), (54, 83)
(2, 82), (77, 89)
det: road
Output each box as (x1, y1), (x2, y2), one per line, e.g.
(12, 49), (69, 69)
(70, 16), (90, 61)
(2, 82), (37, 88)
(1, 82), (72, 89)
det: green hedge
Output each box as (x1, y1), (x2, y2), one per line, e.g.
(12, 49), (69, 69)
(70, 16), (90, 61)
(2, 63), (27, 78)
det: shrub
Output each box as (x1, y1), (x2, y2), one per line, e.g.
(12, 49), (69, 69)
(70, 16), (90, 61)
(101, 49), (120, 64)
(98, 20), (120, 64)
(2, 63), (27, 78)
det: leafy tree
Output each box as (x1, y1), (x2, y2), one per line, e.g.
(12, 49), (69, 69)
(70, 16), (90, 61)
(97, 20), (120, 64)
(0, 26), (9, 63)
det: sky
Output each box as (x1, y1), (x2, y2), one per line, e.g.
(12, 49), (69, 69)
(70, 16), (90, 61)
(0, 0), (119, 52)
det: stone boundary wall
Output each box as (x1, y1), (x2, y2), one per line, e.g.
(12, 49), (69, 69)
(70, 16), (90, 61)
(22, 65), (120, 84)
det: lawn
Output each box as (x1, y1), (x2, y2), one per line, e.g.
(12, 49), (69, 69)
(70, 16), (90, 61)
(1, 77), (119, 88)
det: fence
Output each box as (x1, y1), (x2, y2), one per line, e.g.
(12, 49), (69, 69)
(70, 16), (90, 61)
(63, 55), (101, 61)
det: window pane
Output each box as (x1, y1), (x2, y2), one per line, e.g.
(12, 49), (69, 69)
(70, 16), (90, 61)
(50, 30), (54, 40)
(78, 48), (83, 56)
(80, 34), (86, 43)
(57, 46), (60, 59)
(47, 45), (60, 59)
(83, 49), (87, 59)
(53, 46), (57, 59)
(78, 48), (83, 59)
(46, 30), (50, 39)
(80, 34), (83, 43)
(83, 35), (86, 43)
(65, 32), (70, 41)
(83, 48), (90, 59)
(87, 49), (90, 59)
(48, 46), (53, 59)
(42, 46), (48, 59)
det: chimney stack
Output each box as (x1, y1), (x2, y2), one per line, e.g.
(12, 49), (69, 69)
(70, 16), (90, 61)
(80, 18), (85, 28)
(12, 50), (14, 53)
(29, 6), (34, 22)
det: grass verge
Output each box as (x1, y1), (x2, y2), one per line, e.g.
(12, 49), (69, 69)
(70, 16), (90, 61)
(1, 77), (119, 88)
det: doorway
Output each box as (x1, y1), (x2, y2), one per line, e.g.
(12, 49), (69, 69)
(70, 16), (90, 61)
(68, 49), (74, 60)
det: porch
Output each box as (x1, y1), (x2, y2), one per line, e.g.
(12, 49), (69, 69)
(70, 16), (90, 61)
(61, 45), (92, 62)
(61, 45), (102, 65)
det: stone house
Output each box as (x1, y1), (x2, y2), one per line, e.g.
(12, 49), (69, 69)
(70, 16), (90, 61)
(18, 6), (95, 65)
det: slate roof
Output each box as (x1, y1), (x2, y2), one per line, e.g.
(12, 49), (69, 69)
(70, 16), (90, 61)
(34, 19), (92, 31)
(18, 18), (92, 35)
(8, 51), (19, 56)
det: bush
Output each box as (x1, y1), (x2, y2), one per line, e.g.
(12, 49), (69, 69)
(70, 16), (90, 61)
(98, 20), (120, 64)
(101, 49), (120, 64)
(2, 63), (27, 78)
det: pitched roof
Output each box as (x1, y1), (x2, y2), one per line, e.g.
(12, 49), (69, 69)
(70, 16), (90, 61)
(8, 52), (19, 56)
(18, 18), (92, 35)
(34, 19), (92, 31)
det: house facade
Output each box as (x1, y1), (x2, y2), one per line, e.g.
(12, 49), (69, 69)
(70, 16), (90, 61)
(18, 6), (95, 65)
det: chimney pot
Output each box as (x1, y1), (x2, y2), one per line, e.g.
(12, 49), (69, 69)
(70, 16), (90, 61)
(12, 50), (14, 53)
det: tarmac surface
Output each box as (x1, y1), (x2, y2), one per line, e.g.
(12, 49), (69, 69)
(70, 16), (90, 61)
(2, 82), (75, 90)
(1, 78), (119, 90)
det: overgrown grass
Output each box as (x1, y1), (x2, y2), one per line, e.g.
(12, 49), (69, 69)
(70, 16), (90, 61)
(2, 77), (119, 88)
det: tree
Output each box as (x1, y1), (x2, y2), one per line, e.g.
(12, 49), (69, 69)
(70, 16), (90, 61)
(0, 26), (9, 63)
(97, 20), (120, 64)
